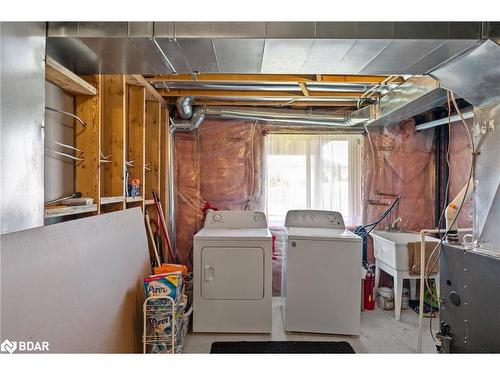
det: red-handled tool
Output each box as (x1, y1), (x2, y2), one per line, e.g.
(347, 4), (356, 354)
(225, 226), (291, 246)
(152, 190), (177, 264)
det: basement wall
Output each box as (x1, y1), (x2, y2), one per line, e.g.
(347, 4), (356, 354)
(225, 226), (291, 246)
(363, 118), (436, 263)
(174, 117), (439, 294)
(44, 82), (76, 224)
(174, 119), (264, 268)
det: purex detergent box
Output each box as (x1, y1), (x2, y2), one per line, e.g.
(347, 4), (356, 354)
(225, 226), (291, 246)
(144, 271), (183, 338)
(144, 271), (182, 303)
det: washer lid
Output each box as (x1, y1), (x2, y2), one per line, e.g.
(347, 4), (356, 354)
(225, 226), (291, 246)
(195, 227), (272, 241)
(285, 227), (361, 242)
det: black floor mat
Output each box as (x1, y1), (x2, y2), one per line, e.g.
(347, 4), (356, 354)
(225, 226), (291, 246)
(210, 341), (355, 354)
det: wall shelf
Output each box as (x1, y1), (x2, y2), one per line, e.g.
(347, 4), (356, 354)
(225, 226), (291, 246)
(100, 196), (125, 205)
(126, 196), (143, 203)
(45, 57), (97, 96)
(45, 204), (98, 219)
(44, 68), (169, 224)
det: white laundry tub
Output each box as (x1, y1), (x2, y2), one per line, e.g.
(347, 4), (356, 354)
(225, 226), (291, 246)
(370, 230), (439, 271)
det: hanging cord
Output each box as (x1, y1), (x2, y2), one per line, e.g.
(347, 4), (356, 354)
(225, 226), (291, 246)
(362, 196), (401, 235)
(364, 124), (377, 205)
(423, 90), (475, 340)
(426, 91), (452, 341)
(244, 120), (258, 210)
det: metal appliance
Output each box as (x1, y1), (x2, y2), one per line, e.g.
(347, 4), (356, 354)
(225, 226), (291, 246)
(438, 242), (500, 353)
(193, 210), (272, 333)
(282, 210), (362, 335)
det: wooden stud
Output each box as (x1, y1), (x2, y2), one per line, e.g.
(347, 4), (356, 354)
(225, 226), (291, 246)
(75, 75), (101, 214)
(126, 75), (165, 103)
(45, 57), (97, 96)
(127, 85), (146, 210)
(298, 82), (309, 96)
(101, 75), (126, 210)
(145, 101), (161, 201)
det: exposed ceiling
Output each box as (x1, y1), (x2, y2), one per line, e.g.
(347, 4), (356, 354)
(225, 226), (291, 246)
(45, 22), (500, 120)
(46, 22), (496, 76)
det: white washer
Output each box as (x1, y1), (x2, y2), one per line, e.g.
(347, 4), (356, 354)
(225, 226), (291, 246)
(282, 210), (362, 335)
(193, 210), (272, 333)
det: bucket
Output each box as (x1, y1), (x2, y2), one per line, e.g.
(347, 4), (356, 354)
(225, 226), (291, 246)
(376, 287), (394, 310)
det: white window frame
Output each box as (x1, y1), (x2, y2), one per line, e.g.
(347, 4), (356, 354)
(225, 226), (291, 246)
(264, 133), (363, 227)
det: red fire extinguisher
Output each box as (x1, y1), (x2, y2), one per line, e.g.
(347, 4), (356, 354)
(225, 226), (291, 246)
(364, 270), (375, 310)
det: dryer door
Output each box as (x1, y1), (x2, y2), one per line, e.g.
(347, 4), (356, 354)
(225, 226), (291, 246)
(201, 246), (264, 300)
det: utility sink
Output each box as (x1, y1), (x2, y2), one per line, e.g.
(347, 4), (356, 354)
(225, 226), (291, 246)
(369, 230), (439, 271)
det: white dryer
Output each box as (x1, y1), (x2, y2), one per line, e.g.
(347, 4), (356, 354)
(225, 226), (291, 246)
(193, 210), (272, 333)
(282, 210), (362, 335)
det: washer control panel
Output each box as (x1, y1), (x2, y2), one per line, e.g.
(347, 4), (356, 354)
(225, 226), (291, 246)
(284, 210), (345, 229)
(204, 210), (268, 229)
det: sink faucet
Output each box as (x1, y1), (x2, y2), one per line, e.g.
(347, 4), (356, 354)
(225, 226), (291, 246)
(388, 217), (402, 231)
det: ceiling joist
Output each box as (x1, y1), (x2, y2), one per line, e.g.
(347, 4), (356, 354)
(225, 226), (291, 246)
(147, 74), (404, 85)
(157, 89), (374, 99)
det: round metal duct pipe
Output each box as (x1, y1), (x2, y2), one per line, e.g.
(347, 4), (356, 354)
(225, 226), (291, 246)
(176, 96), (194, 119)
(169, 106), (369, 132)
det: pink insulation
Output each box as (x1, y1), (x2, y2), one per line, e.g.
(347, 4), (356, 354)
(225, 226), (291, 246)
(174, 119), (264, 269)
(175, 117), (439, 294)
(448, 118), (474, 229)
(363, 119), (436, 264)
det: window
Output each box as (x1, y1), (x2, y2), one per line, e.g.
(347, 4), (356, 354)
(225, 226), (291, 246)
(265, 133), (363, 227)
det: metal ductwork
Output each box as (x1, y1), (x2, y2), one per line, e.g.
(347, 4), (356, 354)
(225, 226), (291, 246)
(348, 75), (448, 127)
(170, 107), (207, 132)
(171, 76), (451, 131)
(176, 96), (194, 119)
(45, 22), (497, 75)
(170, 106), (369, 132)
(430, 39), (500, 108)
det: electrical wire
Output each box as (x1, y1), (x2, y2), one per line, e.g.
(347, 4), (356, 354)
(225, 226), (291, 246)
(427, 91), (453, 341)
(364, 124), (377, 205)
(362, 196), (401, 234)
(422, 90), (475, 342)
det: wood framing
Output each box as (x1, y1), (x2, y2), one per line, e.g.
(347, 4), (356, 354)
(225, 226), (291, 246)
(101, 75), (126, 209)
(145, 101), (161, 200)
(298, 82), (309, 96)
(75, 75), (102, 214)
(157, 89), (372, 98)
(126, 75), (165, 103)
(147, 74), (404, 85)
(127, 85), (146, 208)
(45, 57), (97, 96)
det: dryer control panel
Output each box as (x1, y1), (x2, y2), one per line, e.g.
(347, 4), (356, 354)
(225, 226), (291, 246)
(284, 210), (345, 229)
(204, 210), (268, 229)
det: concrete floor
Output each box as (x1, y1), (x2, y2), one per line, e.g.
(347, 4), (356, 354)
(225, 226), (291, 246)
(183, 298), (438, 353)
